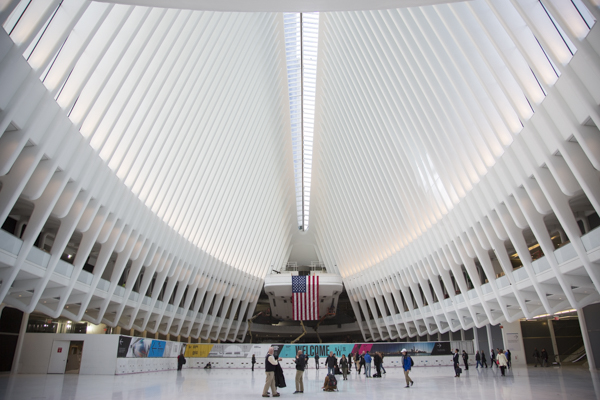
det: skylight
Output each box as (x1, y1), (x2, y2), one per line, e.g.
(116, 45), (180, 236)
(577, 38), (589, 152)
(284, 12), (319, 231)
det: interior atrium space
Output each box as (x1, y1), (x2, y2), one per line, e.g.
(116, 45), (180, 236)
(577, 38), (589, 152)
(0, 0), (600, 397)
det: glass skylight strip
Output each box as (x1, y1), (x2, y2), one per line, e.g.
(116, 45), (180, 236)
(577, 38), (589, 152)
(284, 12), (303, 229)
(301, 12), (319, 230)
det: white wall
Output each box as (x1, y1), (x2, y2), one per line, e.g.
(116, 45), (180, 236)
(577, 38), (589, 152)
(501, 321), (526, 366)
(19, 333), (119, 375)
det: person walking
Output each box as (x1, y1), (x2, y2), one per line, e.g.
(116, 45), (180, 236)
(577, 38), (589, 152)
(541, 348), (549, 367)
(481, 350), (488, 368)
(177, 353), (186, 371)
(533, 348), (541, 367)
(340, 355), (349, 380)
(364, 351), (372, 378)
(347, 353), (353, 372)
(380, 353), (386, 374)
(325, 351), (337, 376)
(490, 349), (497, 368)
(506, 349), (512, 369)
(497, 349), (508, 377)
(475, 351), (482, 368)
(462, 350), (469, 370)
(315, 354), (320, 369)
(401, 349), (414, 388)
(293, 349), (306, 394)
(453, 349), (461, 377)
(252, 354), (256, 371)
(355, 353), (360, 372)
(263, 347), (282, 398)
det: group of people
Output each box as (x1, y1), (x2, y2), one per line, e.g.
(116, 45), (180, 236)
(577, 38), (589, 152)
(532, 348), (550, 367)
(453, 348), (512, 377)
(260, 347), (415, 396)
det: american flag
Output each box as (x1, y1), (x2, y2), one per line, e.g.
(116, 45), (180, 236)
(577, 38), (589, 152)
(292, 275), (319, 320)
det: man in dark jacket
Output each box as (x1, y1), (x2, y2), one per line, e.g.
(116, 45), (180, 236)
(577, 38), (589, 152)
(506, 349), (511, 369)
(293, 350), (306, 393)
(373, 352), (382, 377)
(541, 348), (549, 367)
(325, 351), (338, 376)
(481, 350), (488, 368)
(490, 349), (496, 368)
(252, 354), (256, 371)
(462, 350), (469, 370)
(177, 353), (186, 371)
(533, 348), (541, 367)
(453, 349), (461, 377)
(475, 351), (482, 368)
(315, 354), (320, 369)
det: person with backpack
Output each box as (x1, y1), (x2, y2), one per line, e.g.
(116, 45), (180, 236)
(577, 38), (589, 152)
(323, 373), (338, 391)
(293, 349), (306, 394)
(401, 349), (414, 388)
(453, 349), (461, 377)
(177, 353), (186, 371)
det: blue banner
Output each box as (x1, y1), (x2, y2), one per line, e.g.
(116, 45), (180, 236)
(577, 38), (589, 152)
(148, 340), (166, 358)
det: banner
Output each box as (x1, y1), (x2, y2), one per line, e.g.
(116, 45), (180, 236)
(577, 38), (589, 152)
(184, 344), (213, 358)
(277, 344), (354, 358)
(118, 338), (453, 359)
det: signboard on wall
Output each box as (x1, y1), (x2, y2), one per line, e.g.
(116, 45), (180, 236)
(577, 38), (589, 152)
(117, 336), (132, 358)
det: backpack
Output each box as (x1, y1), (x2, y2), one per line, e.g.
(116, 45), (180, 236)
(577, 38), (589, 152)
(323, 374), (338, 391)
(409, 356), (414, 367)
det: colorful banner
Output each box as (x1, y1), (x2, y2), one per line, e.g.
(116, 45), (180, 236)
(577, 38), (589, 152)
(277, 344), (354, 358)
(148, 340), (166, 357)
(118, 338), (452, 359)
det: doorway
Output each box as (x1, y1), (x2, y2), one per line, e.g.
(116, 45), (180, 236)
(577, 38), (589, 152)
(65, 341), (84, 374)
(47, 340), (84, 374)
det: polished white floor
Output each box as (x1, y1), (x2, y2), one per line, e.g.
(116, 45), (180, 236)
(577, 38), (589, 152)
(1, 365), (599, 400)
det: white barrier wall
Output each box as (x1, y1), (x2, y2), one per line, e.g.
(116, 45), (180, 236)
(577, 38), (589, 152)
(115, 355), (463, 375)
(19, 333), (119, 375)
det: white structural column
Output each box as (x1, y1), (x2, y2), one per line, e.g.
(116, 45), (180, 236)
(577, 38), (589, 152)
(577, 308), (597, 370)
